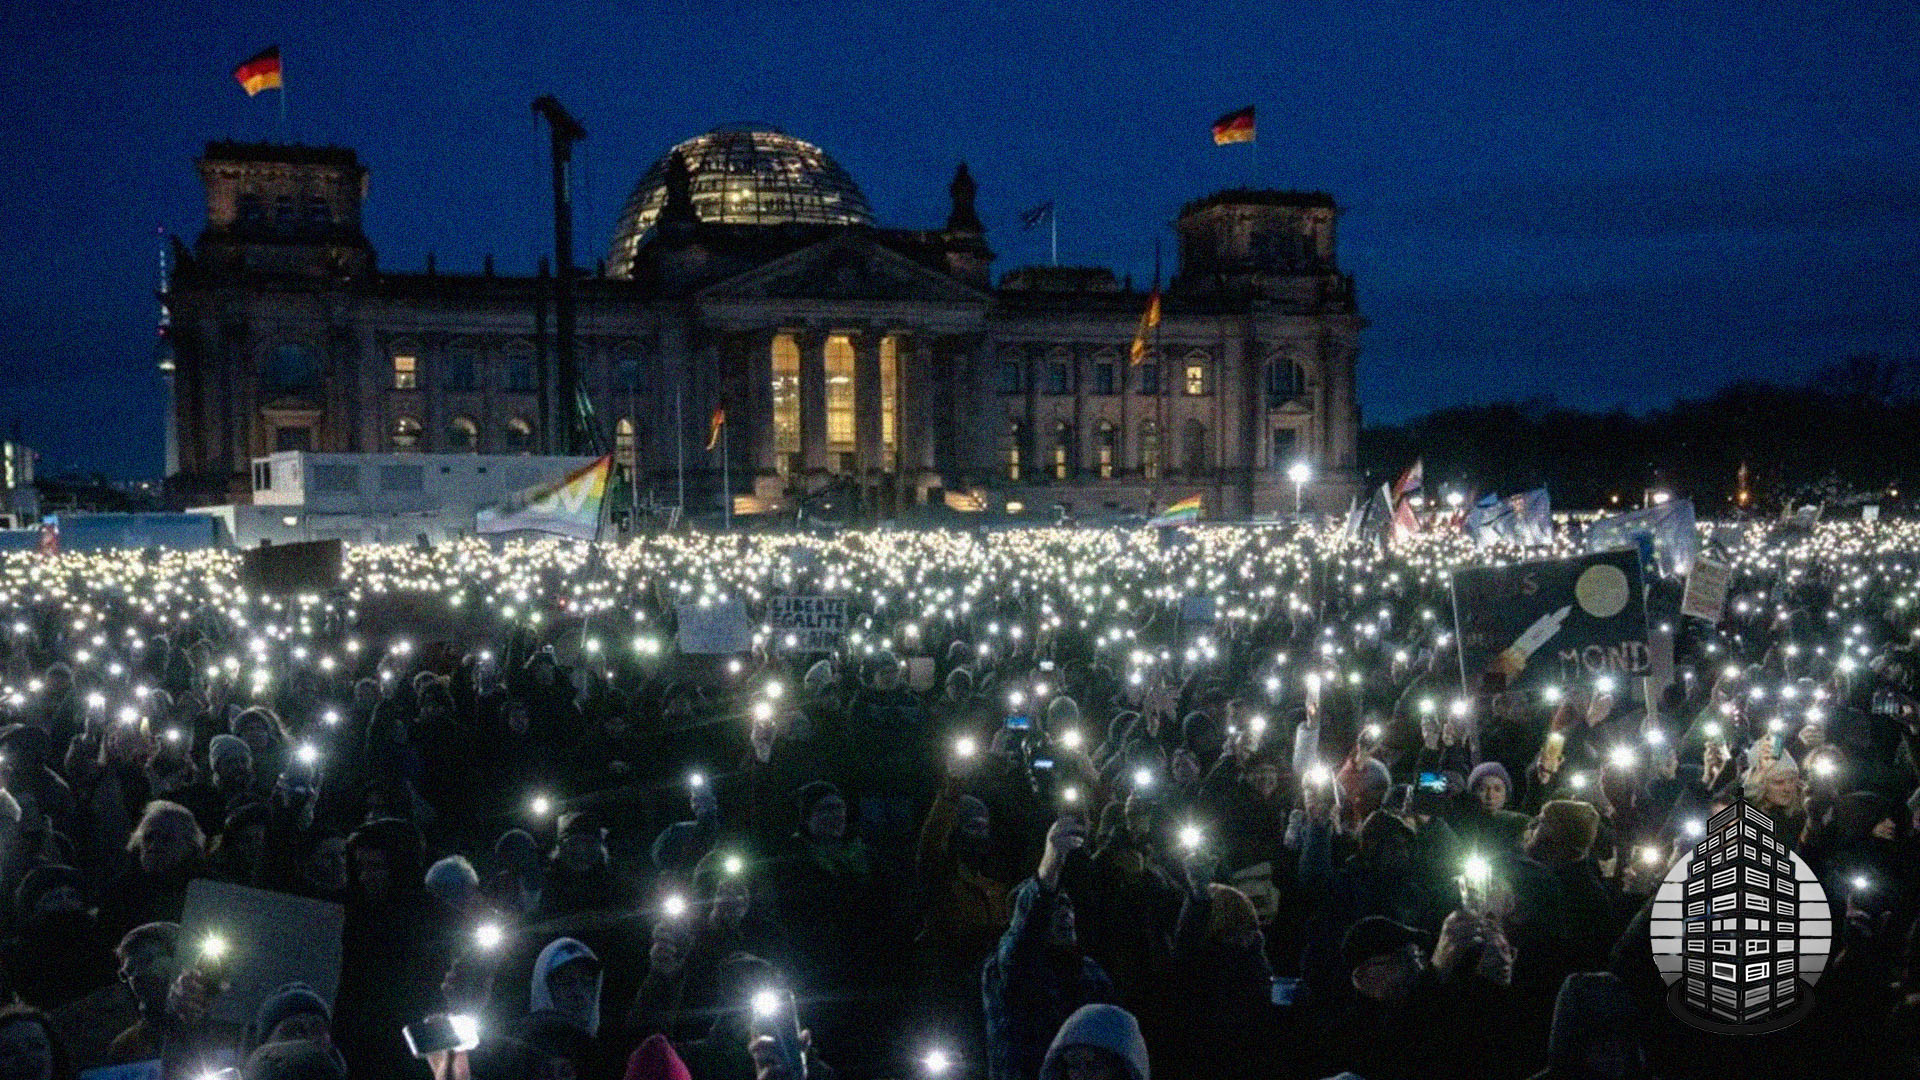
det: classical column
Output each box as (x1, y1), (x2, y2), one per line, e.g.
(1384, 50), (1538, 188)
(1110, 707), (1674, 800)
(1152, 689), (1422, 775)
(853, 330), (883, 484)
(797, 329), (827, 477)
(910, 336), (937, 475)
(746, 329), (777, 480)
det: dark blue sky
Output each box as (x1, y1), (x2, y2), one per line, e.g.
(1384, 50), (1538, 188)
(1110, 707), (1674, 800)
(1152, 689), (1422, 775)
(3, 1), (1915, 479)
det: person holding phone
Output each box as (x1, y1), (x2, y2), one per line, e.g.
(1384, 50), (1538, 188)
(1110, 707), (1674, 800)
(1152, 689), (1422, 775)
(983, 817), (1115, 1080)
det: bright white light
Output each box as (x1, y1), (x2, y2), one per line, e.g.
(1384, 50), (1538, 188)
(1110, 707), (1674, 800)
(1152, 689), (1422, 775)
(1684, 819), (1704, 838)
(1132, 767), (1154, 789)
(530, 795), (552, 817)
(954, 736), (977, 759)
(1058, 728), (1082, 751)
(662, 893), (688, 919)
(923, 1049), (953, 1076)
(474, 922), (504, 951)
(751, 989), (782, 1019)
(688, 772), (706, 789)
(295, 743), (320, 766)
(1178, 824), (1203, 850)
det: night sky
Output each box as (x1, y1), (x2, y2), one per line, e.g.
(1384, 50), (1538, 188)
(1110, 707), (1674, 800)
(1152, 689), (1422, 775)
(3, 1), (1915, 480)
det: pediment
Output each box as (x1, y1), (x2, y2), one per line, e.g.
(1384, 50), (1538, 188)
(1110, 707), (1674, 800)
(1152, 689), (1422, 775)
(699, 236), (988, 305)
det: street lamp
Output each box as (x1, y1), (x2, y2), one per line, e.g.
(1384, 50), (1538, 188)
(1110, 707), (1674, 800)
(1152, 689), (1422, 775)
(1287, 460), (1311, 514)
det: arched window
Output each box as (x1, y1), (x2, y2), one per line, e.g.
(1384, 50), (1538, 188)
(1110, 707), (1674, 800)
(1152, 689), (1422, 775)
(1052, 420), (1075, 480)
(390, 416), (422, 451)
(615, 417), (636, 470)
(1005, 419), (1023, 481)
(1139, 419), (1160, 481)
(1096, 420), (1118, 479)
(771, 335), (800, 474)
(390, 352), (418, 390)
(446, 416), (478, 452)
(1183, 419), (1208, 475)
(504, 417), (535, 454)
(1183, 350), (1211, 396)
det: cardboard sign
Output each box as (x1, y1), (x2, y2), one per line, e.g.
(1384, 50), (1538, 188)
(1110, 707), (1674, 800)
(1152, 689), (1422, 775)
(906, 656), (937, 692)
(766, 595), (848, 652)
(240, 538), (343, 594)
(177, 880), (344, 1027)
(1450, 548), (1650, 691)
(675, 600), (753, 655)
(1680, 559), (1733, 624)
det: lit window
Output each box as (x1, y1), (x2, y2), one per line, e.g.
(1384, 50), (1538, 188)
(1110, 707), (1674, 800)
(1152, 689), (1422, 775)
(771, 335), (800, 472)
(391, 354), (417, 390)
(1185, 362), (1208, 396)
(390, 416), (422, 451)
(1140, 420), (1161, 480)
(1097, 420), (1117, 478)
(1005, 420), (1023, 481)
(614, 417), (635, 470)
(825, 335), (855, 450)
(881, 335), (899, 471)
(1052, 421), (1074, 480)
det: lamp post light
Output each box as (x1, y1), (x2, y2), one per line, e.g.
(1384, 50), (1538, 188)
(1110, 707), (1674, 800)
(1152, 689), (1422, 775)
(1287, 460), (1311, 515)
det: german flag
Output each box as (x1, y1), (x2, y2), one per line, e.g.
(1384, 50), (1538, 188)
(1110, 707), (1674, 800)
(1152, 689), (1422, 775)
(1211, 105), (1255, 146)
(706, 406), (726, 452)
(234, 46), (283, 96)
(1128, 289), (1161, 366)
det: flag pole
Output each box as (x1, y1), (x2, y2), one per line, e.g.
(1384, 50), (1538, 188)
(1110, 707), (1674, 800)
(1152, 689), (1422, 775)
(1050, 207), (1058, 267)
(1151, 235), (1164, 514)
(721, 415), (732, 532)
(675, 382), (686, 525)
(277, 55), (288, 138)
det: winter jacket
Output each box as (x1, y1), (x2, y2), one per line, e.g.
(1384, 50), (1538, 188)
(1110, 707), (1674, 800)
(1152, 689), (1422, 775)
(982, 878), (1115, 1080)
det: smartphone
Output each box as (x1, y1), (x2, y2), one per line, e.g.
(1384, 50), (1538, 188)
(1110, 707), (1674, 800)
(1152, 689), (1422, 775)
(1270, 977), (1303, 1007)
(1005, 714), (1033, 732)
(1418, 772), (1447, 792)
(1031, 757), (1055, 771)
(404, 1013), (481, 1057)
(748, 989), (808, 1080)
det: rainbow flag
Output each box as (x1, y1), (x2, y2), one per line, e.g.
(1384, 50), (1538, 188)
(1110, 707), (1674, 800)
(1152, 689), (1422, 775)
(476, 455), (610, 541)
(1150, 494), (1203, 527)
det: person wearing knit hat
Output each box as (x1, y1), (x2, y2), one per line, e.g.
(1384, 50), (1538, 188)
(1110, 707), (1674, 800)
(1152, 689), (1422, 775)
(1334, 756), (1392, 833)
(625, 1032), (694, 1080)
(247, 982), (333, 1054)
(1038, 1004), (1149, 1080)
(1531, 971), (1646, 1080)
(1457, 761), (1533, 856)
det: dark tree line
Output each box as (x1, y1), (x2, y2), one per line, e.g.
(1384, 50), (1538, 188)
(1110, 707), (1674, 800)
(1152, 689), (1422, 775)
(1361, 354), (1920, 512)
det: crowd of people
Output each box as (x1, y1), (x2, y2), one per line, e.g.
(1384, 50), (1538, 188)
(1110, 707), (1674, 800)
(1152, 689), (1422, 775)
(0, 520), (1916, 1080)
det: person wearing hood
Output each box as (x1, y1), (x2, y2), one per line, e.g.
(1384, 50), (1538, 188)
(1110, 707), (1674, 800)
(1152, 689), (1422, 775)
(98, 801), (204, 942)
(511, 936), (604, 1076)
(483, 828), (545, 918)
(1036, 1003), (1147, 1080)
(983, 817), (1115, 1080)
(333, 816), (445, 1077)
(2, 865), (113, 1012)
(1524, 972), (1649, 1080)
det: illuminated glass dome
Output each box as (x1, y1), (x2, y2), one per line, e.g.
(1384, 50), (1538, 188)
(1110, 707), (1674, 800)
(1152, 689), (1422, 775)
(608, 128), (874, 278)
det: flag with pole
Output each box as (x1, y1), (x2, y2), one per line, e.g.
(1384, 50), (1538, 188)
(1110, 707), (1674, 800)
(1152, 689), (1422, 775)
(476, 455), (611, 541)
(1211, 105), (1255, 145)
(1129, 289), (1161, 366)
(1391, 458), (1424, 504)
(705, 407), (726, 452)
(233, 46), (283, 96)
(1019, 202), (1054, 230)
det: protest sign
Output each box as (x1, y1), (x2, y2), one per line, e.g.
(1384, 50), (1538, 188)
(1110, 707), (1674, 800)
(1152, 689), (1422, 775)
(177, 880), (344, 1027)
(240, 538), (343, 594)
(675, 601), (754, 655)
(906, 656), (937, 691)
(1680, 558), (1732, 624)
(1450, 548), (1650, 691)
(766, 595), (848, 652)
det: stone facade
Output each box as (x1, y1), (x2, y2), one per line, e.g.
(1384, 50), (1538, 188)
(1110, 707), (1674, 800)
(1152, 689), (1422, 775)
(167, 136), (1362, 519)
